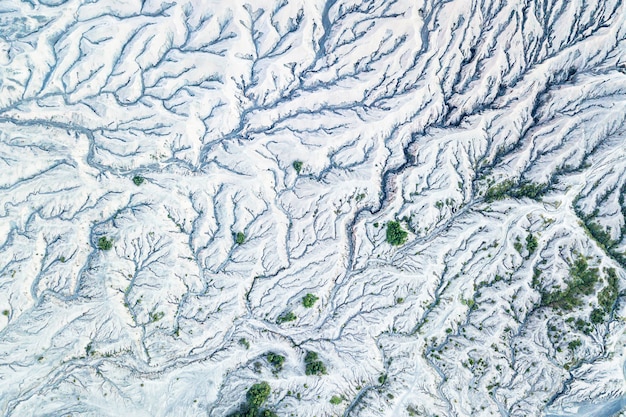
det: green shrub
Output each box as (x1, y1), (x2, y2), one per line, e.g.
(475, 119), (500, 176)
(598, 268), (619, 312)
(293, 161), (303, 174)
(276, 311), (296, 324)
(515, 182), (547, 199)
(302, 293), (318, 308)
(485, 180), (546, 202)
(97, 236), (113, 251)
(378, 374), (387, 384)
(266, 352), (285, 372)
(132, 176), (144, 186)
(590, 308), (605, 324)
(304, 351), (327, 375)
(526, 234), (538, 255)
(236, 232), (246, 245)
(568, 339), (582, 350)
(586, 222), (614, 249)
(574, 318), (591, 334)
(485, 180), (515, 202)
(228, 382), (273, 417)
(386, 221), (408, 246)
(541, 256), (599, 310)
(150, 311), (164, 322)
(246, 382), (271, 407)
(239, 338), (250, 349)
(330, 395), (343, 405)
(1, 310), (8, 316)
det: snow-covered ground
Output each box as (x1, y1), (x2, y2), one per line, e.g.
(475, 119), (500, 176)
(0, 0), (625, 416)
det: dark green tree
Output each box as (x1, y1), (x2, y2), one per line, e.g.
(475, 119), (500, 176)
(386, 221), (408, 246)
(97, 236), (113, 250)
(302, 293), (319, 308)
(266, 352), (285, 372)
(246, 382), (271, 408)
(276, 311), (297, 324)
(304, 351), (327, 375)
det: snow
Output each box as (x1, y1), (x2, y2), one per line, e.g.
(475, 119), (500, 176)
(0, 0), (625, 416)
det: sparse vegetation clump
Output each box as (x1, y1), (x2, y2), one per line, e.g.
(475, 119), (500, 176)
(228, 382), (274, 417)
(590, 308), (605, 324)
(97, 236), (113, 251)
(386, 221), (408, 246)
(276, 311), (297, 324)
(132, 175), (144, 186)
(150, 311), (164, 322)
(598, 268), (619, 312)
(304, 351), (327, 375)
(246, 382), (271, 408)
(540, 256), (599, 311)
(485, 180), (547, 202)
(330, 395), (343, 405)
(265, 352), (285, 372)
(239, 338), (250, 349)
(575, 200), (626, 267)
(513, 239), (523, 253)
(526, 233), (538, 255)
(235, 232), (246, 245)
(568, 339), (582, 350)
(585, 221), (615, 251)
(293, 161), (303, 174)
(302, 293), (318, 308)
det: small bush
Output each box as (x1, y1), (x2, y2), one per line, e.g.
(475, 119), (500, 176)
(132, 176), (145, 186)
(515, 182), (547, 199)
(97, 236), (113, 251)
(598, 268), (619, 312)
(378, 374), (387, 384)
(276, 311), (296, 324)
(386, 221), (408, 246)
(266, 352), (285, 372)
(330, 395), (343, 405)
(526, 234), (538, 255)
(246, 382), (271, 408)
(304, 351), (327, 375)
(239, 338), (250, 349)
(293, 161), (303, 174)
(150, 311), (164, 322)
(302, 293), (318, 308)
(541, 256), (599, 310)
(228, 381), (275, 417)
(1, 310), (8, 316)
(568, 339), (582, 350)
(485, 180), (515, 202)
(590, 308), (605, 324)
(235, 232), (246, 245)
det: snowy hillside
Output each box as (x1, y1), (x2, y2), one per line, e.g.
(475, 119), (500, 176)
(0, 0), (625, 416)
